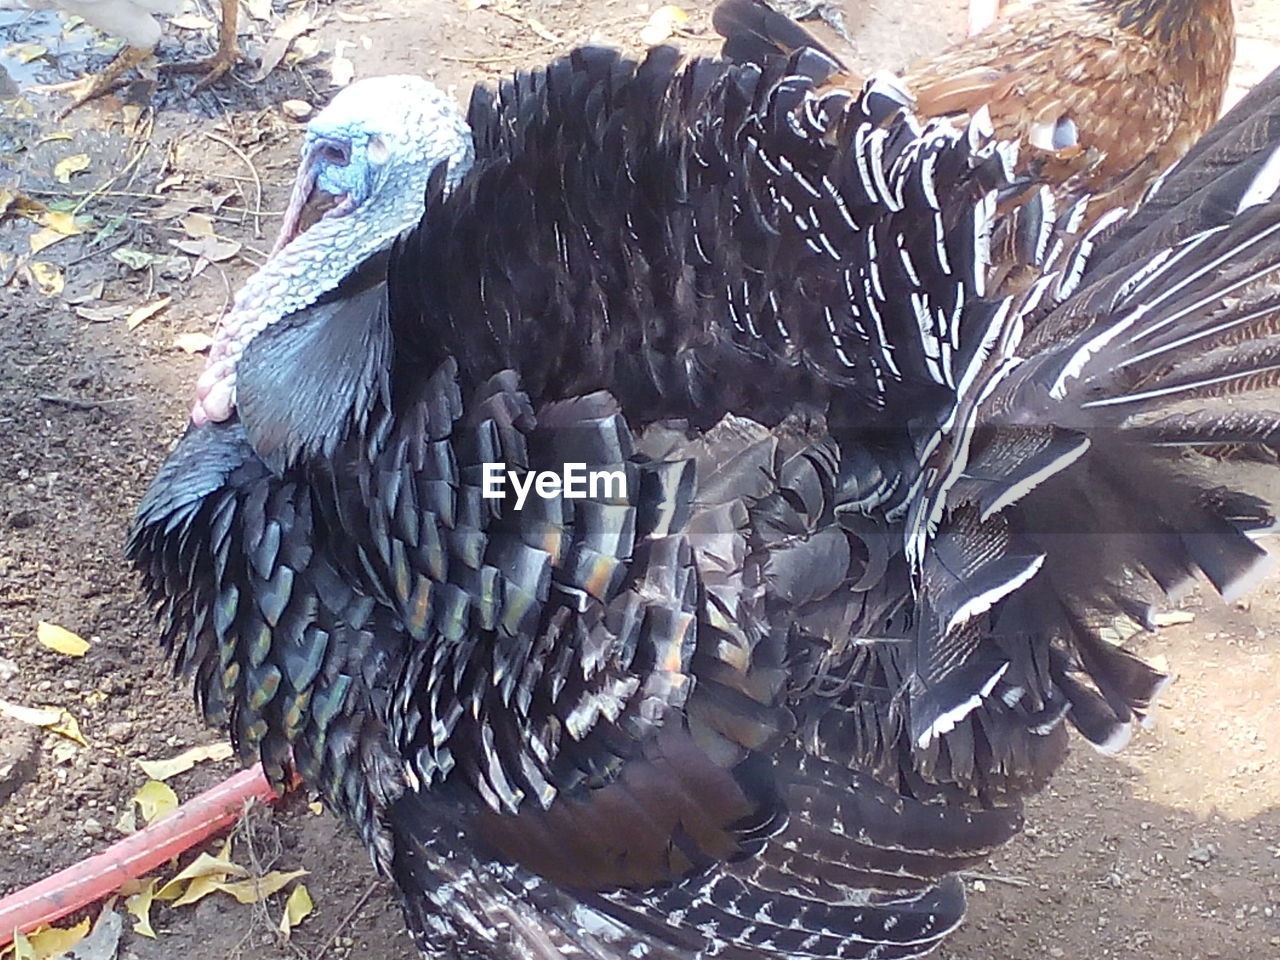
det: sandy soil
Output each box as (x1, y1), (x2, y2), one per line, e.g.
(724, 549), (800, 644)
(0, 2), (1278, 959)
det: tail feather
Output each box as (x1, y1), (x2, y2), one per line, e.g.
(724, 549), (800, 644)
(713, 0), (844, 74)
(1093, 66), (1280, 268)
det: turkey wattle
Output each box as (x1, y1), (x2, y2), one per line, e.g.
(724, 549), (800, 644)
(129, 29), (1280, 960)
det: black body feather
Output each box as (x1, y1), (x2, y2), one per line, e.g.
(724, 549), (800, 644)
(129, 20), (1280, 960)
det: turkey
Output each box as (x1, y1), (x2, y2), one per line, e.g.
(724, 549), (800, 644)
(0, 0), (240, 111)
(128, 20), (1280, 960)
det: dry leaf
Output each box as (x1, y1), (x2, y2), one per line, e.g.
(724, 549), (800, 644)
(157, 850), (248, 900)
(169, 13), (215, 29)
(75, 303), (133, 323)
(137, 740), (233, 780)
(307, 800), (323, 815)
(176, 236), (241, 262)
(173, 331), (214, 353)
(115, 806), (137, 836)
(20, 919), (90, 959)
(126, 295), (172, 331)
(48, 710), (87, 745)
(0, 698), (87, 745)
(0, 701), (63, 727)
(278, 883), (314, 938)
(53, 153), (91, 183)
(243, 0), (272, 20)
(639, 5), (689, 45)
(213, 869), (309, 904)
(51, 740), (77, 764)
(125, 878), (158, 938)
(180, 212), (215, 238)
(36, 621), (90, 657)
(9, 43), (47, 64)
(113, 246), (165, 270)
(28, 262), (64, 296)
(132, 780), (179, 825)
(253, 11), (318, 82)
(1, 192), (47, 222)
(29, 227), (69, 255)
(39, 210), (83, 235)
(155, 173), (185, 193)
(330, 39), (355, 87)
(170, 872), (228, 908)
(290, 35), (322, 65)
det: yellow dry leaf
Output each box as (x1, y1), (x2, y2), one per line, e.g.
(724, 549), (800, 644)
(29, 227), (69, 255)
(9, 929), (34, 960)
(24, 918), (90, 958)
(278, 883), (313, 939)
(0, 698), (87, 745)
(639, 5), (689, 45)
(39, 210), (83, 236)
(115, 805), (137, 836)
(10, 43), (47, 64)
(213, 869), (309, 904)
(48, 711), (87, 746)
(180, 212), (215, 238)
(126, 295), (172, 331)
(28, 262), (63, 297)
(307, 800), (323, 815)
(170, 872), (229, 908)
(156, 850), (249, 899)
(53, 153), (91, 184)
(0, 700), (62, 727)
(132, 779), (179, 825)
(125, 877), (158, 938)
(137, 740), (234, 780)
(37, 621), (90, 657)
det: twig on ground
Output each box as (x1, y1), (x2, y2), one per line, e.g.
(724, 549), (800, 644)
(38, 394), (137, 411)
(203, 131), (265, 240)
(310, 882), (381, 960)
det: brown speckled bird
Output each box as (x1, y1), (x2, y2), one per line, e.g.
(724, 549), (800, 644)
(904, 0), (1236, 210)
(720, 0), (1236, 217)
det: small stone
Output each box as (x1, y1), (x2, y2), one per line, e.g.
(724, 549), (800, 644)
(1049, 948), (1065, 959)
(106, 721), (133, 743)
(82, 817), (104, 837)
(1189, 844), (1217, 865)
(0, 716), (39, 804)
(0, 657), (18, 682)
(282, 99), (313, 120)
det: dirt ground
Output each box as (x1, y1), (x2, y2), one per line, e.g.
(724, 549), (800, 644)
(1, 1), (1278, 958)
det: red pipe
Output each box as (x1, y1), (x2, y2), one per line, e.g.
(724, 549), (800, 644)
(0, 764), (280, 944)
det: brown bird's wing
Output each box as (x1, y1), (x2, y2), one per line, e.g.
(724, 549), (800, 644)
(905, 0), (1234, 211)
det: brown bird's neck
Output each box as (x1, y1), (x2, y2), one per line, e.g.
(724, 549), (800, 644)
(1091, 0), (1234, 49)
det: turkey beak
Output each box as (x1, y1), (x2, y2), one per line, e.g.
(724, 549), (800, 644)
(270, 149), (346, 257)
(271, 156), (320, 257)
